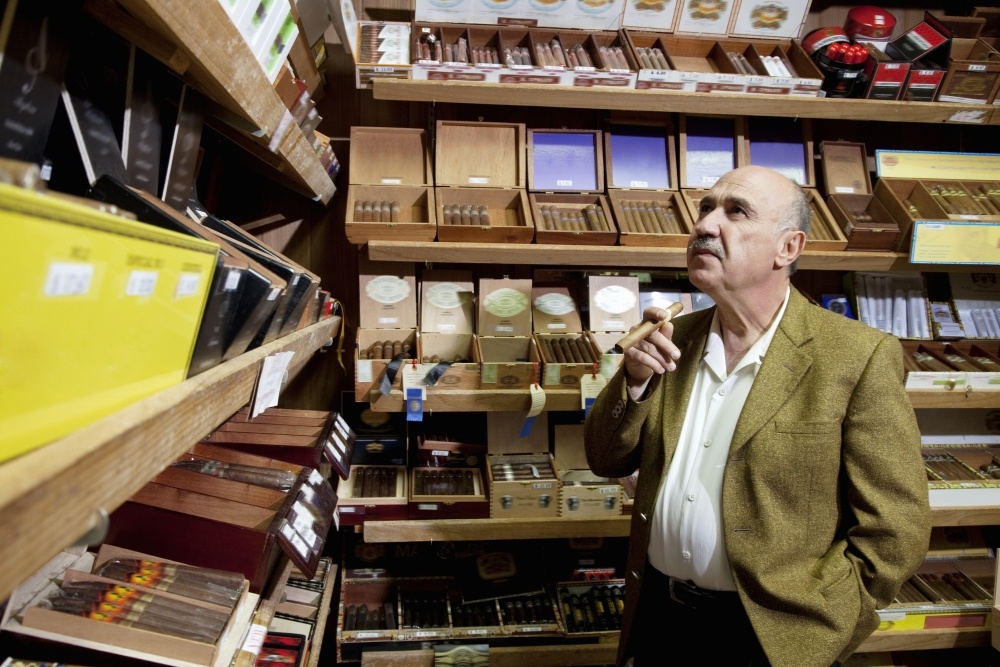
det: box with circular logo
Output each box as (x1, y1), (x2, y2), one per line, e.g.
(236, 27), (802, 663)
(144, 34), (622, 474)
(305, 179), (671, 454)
(587, 275), (642, 380)
(487, 453), (560, 518)
(555, 424), (623, 518)
(532, 286), (602, 388)
(356, 258), (418, 401)
(418, 270), (481, 391)
(477, 278), (541, 390)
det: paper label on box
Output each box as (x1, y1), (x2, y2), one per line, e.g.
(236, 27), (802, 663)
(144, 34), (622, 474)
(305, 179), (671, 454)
(534, 292), (576, 316)
(366, 275), (411, 304)
(544, 364), (561, 385)
(484, 288), (528, 317)
(482, 363), (498, 384)
(357, 359), (373, 382)
(556, 179), (573, 186)
(176, 272), (202, 297)
(580, 373), (607, 410)
(595, 285), (637, 314)
(268, 287), (280, 300)
(381, 177), (402, 184)
(468, 176), (489, 184)
(437, 323), (457, 331)
(224, 269), (241, 291)
(308, 469), (325, 486)
(241, 623), (268, 655)
(45, 262), (94, 297)
(378, 317), (399, 324)
(630, 180), (648, 187)
(417, 503), (439, 510)
(426, 282), (465, 308)
(125, 270), (158, 297)
(835, 186), (855, 193)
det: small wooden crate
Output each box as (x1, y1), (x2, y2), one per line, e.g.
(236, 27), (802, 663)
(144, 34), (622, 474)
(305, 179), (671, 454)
(478, 277), (539, 390)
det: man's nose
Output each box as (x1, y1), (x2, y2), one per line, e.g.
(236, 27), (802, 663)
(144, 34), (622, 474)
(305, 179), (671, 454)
(693, 206), (722, 236)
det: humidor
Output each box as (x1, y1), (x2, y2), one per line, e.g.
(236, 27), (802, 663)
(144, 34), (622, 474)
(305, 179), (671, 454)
(528, 129), (616, 246)
(604, 120), (692, 247)
(487, 453), (560, 518)
(554, 423), (624, 518)
(355, 258), (418, 400)
(433, 120), (533, 244)
(532, 286), (602, 388)
(476, 277), (540, 390)
(587, 275), (642, 379)
(417, 270), (480, 391)
(555, 578), (625, 636)
(346, 127), (436, 243)
(826, 194), (900, 252)
(408, 466), (489, 519)
(336, 465), (409, 525)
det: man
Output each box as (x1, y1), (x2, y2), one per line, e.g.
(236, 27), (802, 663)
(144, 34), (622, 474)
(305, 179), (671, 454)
(584, 165), (930, 666)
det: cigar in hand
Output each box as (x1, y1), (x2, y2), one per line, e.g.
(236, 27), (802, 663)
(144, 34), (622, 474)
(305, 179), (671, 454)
(613, 302), (684, 354)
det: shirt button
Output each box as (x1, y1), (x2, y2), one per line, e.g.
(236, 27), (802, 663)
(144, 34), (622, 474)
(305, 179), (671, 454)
(718, 388), (727, 396)
(703, 439), (711, 448)
(687, 493), (696, 501)
(681, 550), (691, 560)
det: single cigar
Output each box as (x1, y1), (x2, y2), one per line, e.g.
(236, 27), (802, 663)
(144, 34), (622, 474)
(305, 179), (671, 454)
(391, 201), (401, 222)
(461, 205), (473, 225)
(614, 301), (684, 353)
(585, 205), (601, 231)
(651, 48), (670, 69)
(573, 336), (594, 363)
(363, 201), (374, 222)
(470, 205), (480, 226)
(636, 202), (656, 233)
(354, 201), (365, 220)
(637, 48), (653, 70)
(621, 200), (637, 231)
(567, 49), (579, 68)
(551, 337), (568, 362)
(561, 336), (581, 363)
(597, 45), (612, 69)
(551, 39), (566, 66)
(480, 205), (491, 226)
(651, 203), (671, 233)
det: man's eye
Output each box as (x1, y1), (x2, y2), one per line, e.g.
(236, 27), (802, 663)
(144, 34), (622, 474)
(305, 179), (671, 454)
(731, 206), (745, 216)
(699, 203), (712, 213)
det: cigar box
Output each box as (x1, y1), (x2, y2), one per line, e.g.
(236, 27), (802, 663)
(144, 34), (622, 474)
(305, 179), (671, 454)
(621, 0), (681, 32)
(337, 576), (401, 652)
(408, 466), (488, 520)
(729, 0), (812, 40)
(878, 558), (993, 632)
(604, 120), (693, 247)
(356, 258), (418, 400)
(487, 453), (560, 518)
(885, 16), (950, 63)
(202, 408), (338, 468)
(411, 24), (503, 83)
(528, 129), (616, 246)
(341, 396), (408, 466)
(802, 189), (847, 251)
(819, 141), (872, 197)
(532, 286), (602, 388)
(1, 547), (257, 667)
(902, 341), (969, 390)
(0, 183), (217, 465)
(949, 273), (1000, 343)
(477, 277), (540, 389)
(555, 579), (625, 636)
(337, 465), (408, 525)
(346, 127), (435, 243)
(900, 63), (947, 102)
(623, 31), (682, 90)
(417, 433), (489, 468)
(678, 114), (746, 189)
(448, 588), (504, 639)
(825, 194), (900, 252)
(554, 424), (623, 518)
(587, 275), (642, 380)
(354, 21), (411, 90)
(746, 116), (814, 188)
(555, 31), (638, 88)
(418, 270), (480, 391)
(433, 120), (533, 244)
(936, 38), (1000, 104)
(495, 28), (566, 86)
(396, 578), (455, 641)
(851, 272), (932, 340)
(496, 591), (562, 636)
(862, 45), (911, 100)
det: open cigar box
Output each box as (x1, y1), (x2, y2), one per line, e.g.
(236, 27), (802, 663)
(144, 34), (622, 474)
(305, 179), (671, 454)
(819, 141), (893, 250)
(345, 126), (436, 243)
(105, 443), (335, 591)
(532, 285), (602, 388)
(417, 270), (480, 391)
(556, 578), (625, 636)
(604, 119), (692, 247)
(408, 466), (488, 519)
(1, 545), (256, 667)
(528, 129), (617, 246)
(554, 423), (623, 518)
(476, 277), (540, 390)
(587, 275), (642, 380)
(337, 575), (401, 658)
(679, 114), (746, 190)
(410, 23), (503, 83)
(434, 120), (532, 244)
(355, 258), (418, 400)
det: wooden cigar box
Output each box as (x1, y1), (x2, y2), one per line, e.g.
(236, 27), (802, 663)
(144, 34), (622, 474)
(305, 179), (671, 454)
(411, 24), (502, 83)
(587, 275), (642, 380)
(337, 465), (408, 525)
(396, 578), (455, 641)
(487, 453), (560, 519)
(745, 116), (814, 189)
(879, 557), (993, 632)
(495, 591), (562, 637)
(337, 576), (401, 654)
(201, 408), (339, 468)
(826, 193), (900, 251)
(2, 546), (256, 667)
(528, 129), (616, 246)
(356, 258), (418, 400)
(346, 127), (435, 243)
(803, 189), (847, 251)
(901, 341), (970, 390)
(604, 120), (693, 247)
(408, 466), (488, 520)
(494, 28), (563, 86)
(448, 589), (504, 639)
(532, 286), (601, 388)
(555, 30), (638, 88)
(354, 21), (412, 90)
(621, 31), (679, 90)
(417, 270), (480, 391)
(820, 141), (872, 197)
(937, 38), (1000, 105)
(679, 114), (746, 190)
(554, 424), (623, 518)
(477, 277), (540, 390)
(434, 120), (533, 244)
(555, 579), (626, 636)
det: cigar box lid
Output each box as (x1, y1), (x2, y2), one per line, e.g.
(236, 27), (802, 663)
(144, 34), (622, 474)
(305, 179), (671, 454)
(359, 257), (418, 330)
(350, 126), (432, 187)
(588, 275), (641, 333)
(746, 116), (814, 189)
(324, 412), (357, 481)
(604, 121), (678, 192)
(478, 278), (532, 337)
(678, 115), (745, 190)
(435, 120), (527, 189)
(420, 269), (475, 334)
(820, 141), (872, 196)
(531, 286), (583, 334)
(875, 149), (1000, 181)
(527, 129), (605, 194)
(554, 423), (589, 471)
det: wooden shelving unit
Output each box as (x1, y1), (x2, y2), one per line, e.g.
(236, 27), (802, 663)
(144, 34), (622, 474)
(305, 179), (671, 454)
(0, 316), (341, 605)
(372, 79), (1000, 126)
(232, 558), (296, 667)
(86, 0), (336, 204)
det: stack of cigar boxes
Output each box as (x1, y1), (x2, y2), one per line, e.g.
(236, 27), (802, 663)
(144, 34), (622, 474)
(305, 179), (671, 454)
(486, 413), (559, 519)
(477, 277), (540, 390)
(356, 258), (418, 399)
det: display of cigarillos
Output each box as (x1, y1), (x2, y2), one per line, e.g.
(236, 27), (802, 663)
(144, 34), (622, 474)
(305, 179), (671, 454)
(557, 581), (625, 634)
(948, 273), (1000, 340)
(852, 272), (932, 339)
(93, 558), (246, 609)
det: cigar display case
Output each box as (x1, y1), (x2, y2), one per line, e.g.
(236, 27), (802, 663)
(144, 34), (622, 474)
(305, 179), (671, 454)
(418, 270), (480, 391)
(356, 258), (418, 399)
(408, 467), (488, 519)
(949, 273), (1000, 341)
(587, 275), (642, 380)
(487, 453), (560, 518)
(878, 554), (994, 632)
(346, 127), (436, 243)
(337, 465), (409, 525)
(555, 579), (625, 636)
(433, 120), (533, 244)
(411, 23), (503, 83)
(554, 424), (623, 518)
(850, 272), (932, 342)
(476, 277), (540, 390)
(527, 129), (617, 246)
(354, 21), (412, 90)
(902, 341), (1000, 392)
(603, 120), (693, 248)
(531, 286), (602, 388)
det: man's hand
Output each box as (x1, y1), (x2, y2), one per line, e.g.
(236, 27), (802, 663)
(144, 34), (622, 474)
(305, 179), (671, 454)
(624, 306), (681, 398)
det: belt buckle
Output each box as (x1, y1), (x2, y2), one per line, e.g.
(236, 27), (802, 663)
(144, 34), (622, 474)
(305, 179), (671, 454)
(667, 577), (685, 606)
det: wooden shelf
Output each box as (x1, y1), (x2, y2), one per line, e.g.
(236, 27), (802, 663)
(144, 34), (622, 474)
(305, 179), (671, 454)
(858, 626), (991, 653)
(372, 79), (999, 126)
(0, 316), (341, 605)
(307, 561), (340, 667)
(908, 389), (1000, 410)
(87, 0), (335, 204)
(233, 557), (296, 667)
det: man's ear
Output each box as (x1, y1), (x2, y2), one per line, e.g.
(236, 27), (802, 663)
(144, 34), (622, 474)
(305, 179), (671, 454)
(775, 230), (806, 270)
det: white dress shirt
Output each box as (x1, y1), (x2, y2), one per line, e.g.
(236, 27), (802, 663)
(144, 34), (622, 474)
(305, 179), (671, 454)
(647, 288), (790, 590)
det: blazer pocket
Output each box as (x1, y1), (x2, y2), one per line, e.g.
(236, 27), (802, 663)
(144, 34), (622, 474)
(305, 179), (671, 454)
(775, 419), (841, 435)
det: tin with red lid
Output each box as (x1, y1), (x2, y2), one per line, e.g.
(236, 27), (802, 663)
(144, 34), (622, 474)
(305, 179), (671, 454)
(801, 26), (850, 56)
(845, 6), (897, 40)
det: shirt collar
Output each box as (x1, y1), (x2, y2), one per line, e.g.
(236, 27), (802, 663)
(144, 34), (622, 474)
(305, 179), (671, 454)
(703, 286), (791, 380)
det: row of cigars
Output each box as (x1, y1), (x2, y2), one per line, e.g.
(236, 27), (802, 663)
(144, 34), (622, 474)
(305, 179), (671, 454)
(346, 120), (995, 254)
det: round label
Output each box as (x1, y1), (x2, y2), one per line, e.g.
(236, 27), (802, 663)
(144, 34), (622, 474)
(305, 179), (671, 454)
(426, 282), (466, 309)
(594, 285), (637, 315)
(365, 275), (410, 305)
(533, 292), (576, 316)
(484, 288), (528, 318)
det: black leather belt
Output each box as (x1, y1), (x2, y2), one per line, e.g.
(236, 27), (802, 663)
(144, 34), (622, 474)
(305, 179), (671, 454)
(644, 564), (739, 610)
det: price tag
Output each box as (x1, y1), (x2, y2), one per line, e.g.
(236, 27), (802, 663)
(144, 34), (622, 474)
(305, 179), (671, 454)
(224, 269), (241, 291)
(580, 372), (607, 414)
(241, 623), (268, 656)
(556, 179), (573, 187)
(126, 270), (158, 297)
(251, 351), (294, 418)
(44, 262), (93, 297)
(176, 272), (202, 297)
(519, 384), (546, 437)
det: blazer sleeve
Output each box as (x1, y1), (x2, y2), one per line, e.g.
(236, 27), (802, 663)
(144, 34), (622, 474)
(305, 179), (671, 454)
(584, 369), (662, 480)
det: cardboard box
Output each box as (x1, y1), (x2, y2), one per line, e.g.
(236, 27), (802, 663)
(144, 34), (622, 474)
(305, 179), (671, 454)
(862, 45), (911, 100)
(346, 127), (435, 243)
(554, 423), (623, 517)
(434, 120), (533, 244)
(356, 258), (418, 399)
(528, 129), (616, 246)
(408, 466), (489, 519)
(885, 18), (950, 62)
(487, 453), (560, 518)
(901, 63), (946, 102)
(825, 193), (900, 252)
(678, 114), (745, 189)
(477, 277), (540, 389)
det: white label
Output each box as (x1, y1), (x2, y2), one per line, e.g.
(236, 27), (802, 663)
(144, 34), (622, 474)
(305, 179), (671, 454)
(595, 285), (637, 315)
(842, 71), (859, 79)
(175, 272), (201, 297)
(495, 325), (514, 333)
(378, 316), (399, 324)
(413, 631), (439, 638)
(648, 70), (669, 77)
(417, 503), (438, 510)
(290, 531), (309, 557)
(701, 176), (720, 185)
(603, 319), (625, 330)
(468, 176), (489, 184)
(299, 524), (319, 548)
(629, 180), (648, 188)
(298, 485), (316, 502)
(366, 275), (411, 305)
(834, 186), (856, 193)
(45, 262), (93, 297)
(437, 323), (456, 332)
(547, 323), (568, 330)
(580, 373), (607, 410)
(484, 288), (528, 318)
(241, 624), (268, 655)
(380, 177), (402, 185)
(308, 469), (324, 486)
(520, 626), (543, 632)
(292, 505), (313, 533)
(532, 482), (553, 489)
(599, 487), (617, 494)
(968, 64), (987, 71)
(224, 270), (241, 291)
(357, 359), (373, 382)
(465, 629), (488, 635)
(556, 179), (573, 187)
(374, 66), (395, 73)
(268, 287), (280, 301)
(339, 506), (356, 512)
(426, 282), (466, 309)
(126, 270), (158, 297)
(355, 631), (380, 639)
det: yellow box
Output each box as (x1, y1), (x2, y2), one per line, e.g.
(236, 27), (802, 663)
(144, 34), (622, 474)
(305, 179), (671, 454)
(0, 184), (218, 463)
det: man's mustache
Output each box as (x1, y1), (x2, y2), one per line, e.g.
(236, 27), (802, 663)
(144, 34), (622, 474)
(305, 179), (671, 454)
(689, 235), (725, 260)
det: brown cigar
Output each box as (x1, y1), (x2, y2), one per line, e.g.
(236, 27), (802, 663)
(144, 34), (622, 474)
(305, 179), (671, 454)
(614, 302), (684, 353)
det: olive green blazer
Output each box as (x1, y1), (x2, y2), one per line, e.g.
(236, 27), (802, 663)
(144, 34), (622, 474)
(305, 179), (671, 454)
(584, 288), (930, 667)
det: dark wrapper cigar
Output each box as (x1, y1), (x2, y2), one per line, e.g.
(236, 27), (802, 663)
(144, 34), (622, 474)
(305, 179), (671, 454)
(613, 302), (683, 353)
